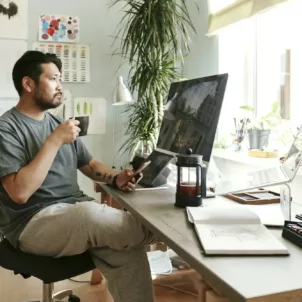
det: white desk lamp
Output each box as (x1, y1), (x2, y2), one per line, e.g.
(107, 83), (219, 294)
(112, 76), (134, 168)
(113, 76), (133, 106)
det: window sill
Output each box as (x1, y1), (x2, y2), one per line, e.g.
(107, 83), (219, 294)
(212, 148), (302, 176)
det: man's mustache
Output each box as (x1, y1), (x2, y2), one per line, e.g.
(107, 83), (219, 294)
(54, 92), (63, 98)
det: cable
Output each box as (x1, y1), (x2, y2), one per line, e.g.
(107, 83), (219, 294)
(68, 278), (90, 283)
(153, 283), (198, 297)
(68, 276), (198, 297)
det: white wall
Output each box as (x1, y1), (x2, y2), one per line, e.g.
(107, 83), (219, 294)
(183, 0), (219, 78)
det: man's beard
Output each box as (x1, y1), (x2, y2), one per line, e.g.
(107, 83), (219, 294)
(34, 88), (62, 111)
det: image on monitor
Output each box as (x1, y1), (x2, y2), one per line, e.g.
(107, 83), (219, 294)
(156, 73), (228, 163)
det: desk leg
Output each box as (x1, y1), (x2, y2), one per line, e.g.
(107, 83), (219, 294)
(193, 279), (230, 302)
(205, 290), (230, 302)
(90, 269), (103, 285)
(97, 184), (123, 210)
(101, 191), (112, 205)
(190, 278), (210, 302)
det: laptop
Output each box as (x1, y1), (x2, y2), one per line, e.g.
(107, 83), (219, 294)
(215, 126), (302, 195)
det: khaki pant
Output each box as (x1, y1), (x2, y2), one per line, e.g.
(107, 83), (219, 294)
(19, 201), (156, 302)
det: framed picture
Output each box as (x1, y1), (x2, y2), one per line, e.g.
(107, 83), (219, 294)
(0, 0), (28, 39)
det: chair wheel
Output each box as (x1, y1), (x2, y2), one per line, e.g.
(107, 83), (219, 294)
(68, 294), (80, 302)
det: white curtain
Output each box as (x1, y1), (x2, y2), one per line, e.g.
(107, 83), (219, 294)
(207, 0), (288, 35)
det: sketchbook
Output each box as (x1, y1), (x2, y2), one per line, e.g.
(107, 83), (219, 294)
(186, 206), (289, 255)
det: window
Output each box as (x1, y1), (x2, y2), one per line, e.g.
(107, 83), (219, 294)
(217, 0), (302, 140)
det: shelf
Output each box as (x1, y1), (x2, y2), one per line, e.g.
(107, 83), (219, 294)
(212, 148), (302, 176)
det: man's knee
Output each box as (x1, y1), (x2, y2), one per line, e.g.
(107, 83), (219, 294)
(75, 201), (155, 249)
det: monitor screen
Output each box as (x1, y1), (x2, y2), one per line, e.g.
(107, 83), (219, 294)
(156, 74), (228, 163)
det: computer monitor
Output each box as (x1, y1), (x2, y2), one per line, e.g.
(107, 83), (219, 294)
(156, 73), (228, 164)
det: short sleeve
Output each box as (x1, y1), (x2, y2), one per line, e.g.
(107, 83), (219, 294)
(0, 127), (27, 178)
(74, 137), (93, 168)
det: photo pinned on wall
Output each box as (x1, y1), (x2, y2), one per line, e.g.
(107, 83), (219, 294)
(0, 0), (28, 39)
(33, 42), (90, 82)
(38, 14), (79, 43)
(73, 98), (106, 135)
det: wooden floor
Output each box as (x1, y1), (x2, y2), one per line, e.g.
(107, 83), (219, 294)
(0, 267), (198, 302)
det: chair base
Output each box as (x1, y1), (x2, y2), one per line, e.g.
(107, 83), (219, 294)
(23, 300), (71, 302)
(23, 297), (78, 302)
(22, 285), (79, 302)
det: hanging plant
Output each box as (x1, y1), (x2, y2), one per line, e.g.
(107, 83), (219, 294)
(0, 1), (18, 19)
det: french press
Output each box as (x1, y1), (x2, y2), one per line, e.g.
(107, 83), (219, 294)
(175, 149), (206, 208)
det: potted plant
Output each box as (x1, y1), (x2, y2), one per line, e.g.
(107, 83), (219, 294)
(110, 0), (197, 158)
(240, 101), (281, 149)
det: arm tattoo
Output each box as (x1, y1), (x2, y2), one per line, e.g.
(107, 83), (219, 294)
(89, 163), (114, 182)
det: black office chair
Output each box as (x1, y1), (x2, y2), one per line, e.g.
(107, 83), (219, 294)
(0, 234), (96, 302)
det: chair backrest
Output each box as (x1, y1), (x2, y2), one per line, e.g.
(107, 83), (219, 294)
(0, 237), (95, 283)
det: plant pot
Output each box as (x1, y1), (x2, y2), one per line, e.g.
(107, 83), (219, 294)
(248, 129), (271, 149)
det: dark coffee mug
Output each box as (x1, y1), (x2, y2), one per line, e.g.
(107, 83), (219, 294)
(73, 116), (89, 136)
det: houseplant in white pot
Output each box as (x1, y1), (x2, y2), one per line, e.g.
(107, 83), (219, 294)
(240, 101), (281, 149)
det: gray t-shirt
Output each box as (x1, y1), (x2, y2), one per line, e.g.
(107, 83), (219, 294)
(0, 107), (94, 247)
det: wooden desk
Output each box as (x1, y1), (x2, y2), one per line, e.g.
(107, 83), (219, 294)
(97, 183), (302, 302)
(94, 182), (123, 209)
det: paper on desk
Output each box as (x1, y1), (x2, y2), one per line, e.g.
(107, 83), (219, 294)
(244, 204), (285, 227)
(187, 204), (286, 227)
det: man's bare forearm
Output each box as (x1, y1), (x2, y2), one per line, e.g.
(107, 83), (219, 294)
(84, 159), (118, 185)
(12, 136), (61, 202)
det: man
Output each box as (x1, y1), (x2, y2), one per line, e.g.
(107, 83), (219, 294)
(0, 51), (155, 302)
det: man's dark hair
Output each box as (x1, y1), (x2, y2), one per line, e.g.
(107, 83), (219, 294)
(12, 50), (62, 96)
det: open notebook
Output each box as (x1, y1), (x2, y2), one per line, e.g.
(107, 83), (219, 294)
(186, 206), (289, 255)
